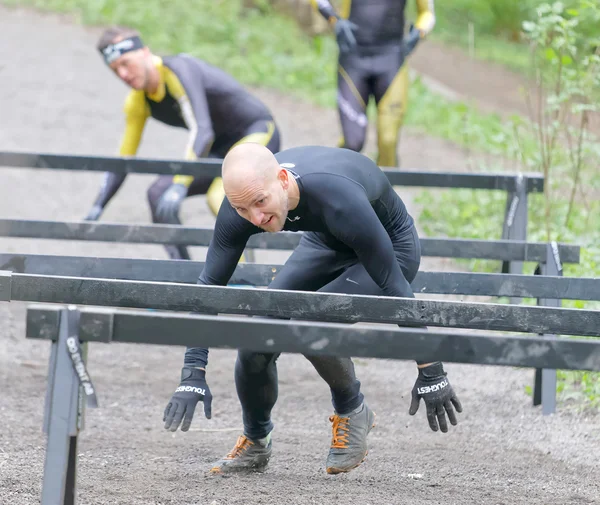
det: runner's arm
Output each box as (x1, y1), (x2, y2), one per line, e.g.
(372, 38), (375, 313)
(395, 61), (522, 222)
(91, 91), (149, 209)
(184, 201), (259, 368)
(310, 0), (340, 24)
(318, 175), (413, 298)
(415, 0), (436, 36)
(163, 63), (215, 188)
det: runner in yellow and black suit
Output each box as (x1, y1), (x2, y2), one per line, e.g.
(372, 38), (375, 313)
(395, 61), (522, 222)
(311, 0), (435, 167)
(86, 27), (281, 260)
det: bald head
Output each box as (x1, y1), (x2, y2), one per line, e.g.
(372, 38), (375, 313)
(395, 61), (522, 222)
(222, 143), (279, 194)
(221, 143), (296, 232)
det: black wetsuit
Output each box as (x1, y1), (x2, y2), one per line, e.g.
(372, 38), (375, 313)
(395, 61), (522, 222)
(90, 53), (280, 259)
(311, 0), (436, 167)
(185, 146), (421, 438)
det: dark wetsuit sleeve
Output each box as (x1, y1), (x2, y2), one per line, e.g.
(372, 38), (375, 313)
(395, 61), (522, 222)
(197, 201), (258, 285)
(92, 90), (149, 209)
(314, 174), (411, 298)
(184, 201), (259, 368)
(163, 63), (214, 159)
(310, 0), (339, 22)
(91, 172), (127, 208)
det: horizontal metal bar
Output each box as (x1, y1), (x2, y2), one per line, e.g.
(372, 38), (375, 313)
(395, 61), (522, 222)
(9, 273), (600, 336)
(25, 307), (600, 371)
(0, 151), (222, 176)
(1, 254), (598, 300)
(0, 219), (581, 263)
(414, 271), (600, 301)
(0, 151), (544, 192)
(0, 254), (279, 287)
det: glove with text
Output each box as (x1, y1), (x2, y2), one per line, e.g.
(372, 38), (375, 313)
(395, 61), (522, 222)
(163, 367), (213, 432)
(409, 361), (462, 433)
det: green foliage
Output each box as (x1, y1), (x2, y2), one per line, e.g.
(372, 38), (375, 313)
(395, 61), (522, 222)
(431, 0), (539, 41)
(520, 1), (600, 241)
(407, 0), (600, 76)
(416, 1), (600, 411)
(557, 370), (600, 411)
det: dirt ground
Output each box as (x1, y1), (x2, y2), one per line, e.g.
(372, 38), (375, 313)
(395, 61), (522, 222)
(0, 5), (598, 505)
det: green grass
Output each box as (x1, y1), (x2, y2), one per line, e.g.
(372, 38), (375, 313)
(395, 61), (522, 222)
(407, 0), (535, 76)
(415, 184), (600, 411)
(556, 369), (600, 411)
(431, 31), (532, 76)
(407, 0), (600, 77)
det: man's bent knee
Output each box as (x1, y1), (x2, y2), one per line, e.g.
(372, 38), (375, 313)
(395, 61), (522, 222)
(237, 350), (279, 375)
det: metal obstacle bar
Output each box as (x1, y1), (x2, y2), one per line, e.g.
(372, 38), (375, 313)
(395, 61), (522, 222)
(1, 272), (598, 337)
(0, 253), (597, 300)
(0, 219), (581, 263)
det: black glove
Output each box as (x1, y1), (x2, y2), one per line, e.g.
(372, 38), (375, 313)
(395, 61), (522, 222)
(155, 183), (188, 223)
(402, 24), (421, 59)
(334, 18), (358, 53)
(409, 362), (462, 433)
(84, 204), (103, 221)
(163, 367), (213, 432)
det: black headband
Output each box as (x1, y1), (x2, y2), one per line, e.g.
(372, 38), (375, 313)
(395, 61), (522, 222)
(100, 36), (144, 64)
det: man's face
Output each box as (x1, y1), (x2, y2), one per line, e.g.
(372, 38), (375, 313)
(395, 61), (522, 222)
(109, 47), (150, 90)
(227, 169), (291, 233)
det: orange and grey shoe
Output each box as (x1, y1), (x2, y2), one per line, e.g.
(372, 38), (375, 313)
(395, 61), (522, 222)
(210, 434), (272, 474)
(326, 402), (376, 475)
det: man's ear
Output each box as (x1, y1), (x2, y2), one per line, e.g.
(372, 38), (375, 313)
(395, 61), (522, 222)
(140, 46), (153, 62)
(278, 167), (289, 189)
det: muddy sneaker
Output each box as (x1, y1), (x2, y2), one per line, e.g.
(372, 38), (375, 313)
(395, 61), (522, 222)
(326, 402), (376, 475)
(210, 434), (272, 474)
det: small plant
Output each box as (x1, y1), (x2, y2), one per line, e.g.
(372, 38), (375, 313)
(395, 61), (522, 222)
(417, 2), (600, 411)
(521, 1), (600, 241)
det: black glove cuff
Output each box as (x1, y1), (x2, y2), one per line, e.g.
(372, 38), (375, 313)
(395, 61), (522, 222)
(418, 361), (445, 379)
(181, 366), (206, 382)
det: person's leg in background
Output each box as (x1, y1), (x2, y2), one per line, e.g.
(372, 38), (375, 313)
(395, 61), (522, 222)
(336, 52), (371, 153)
(147, 174), (211, 260)
(373, 47), (409, 168)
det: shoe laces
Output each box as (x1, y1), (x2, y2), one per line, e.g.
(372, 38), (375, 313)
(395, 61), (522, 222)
(329, 414), (350, 449)
(225, 435), (254, 459)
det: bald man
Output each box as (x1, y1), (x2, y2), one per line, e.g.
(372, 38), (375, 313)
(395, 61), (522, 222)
(163, 144), (462, 475)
